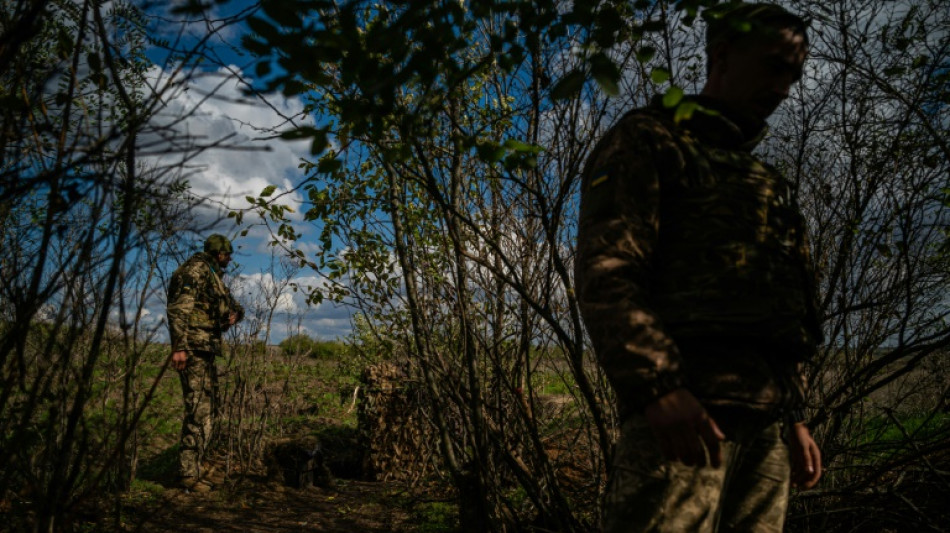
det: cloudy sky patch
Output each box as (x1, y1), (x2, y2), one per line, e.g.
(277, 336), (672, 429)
(138, 57), (354, 343)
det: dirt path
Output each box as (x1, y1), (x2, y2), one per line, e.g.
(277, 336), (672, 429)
(126, 478), (415, 533)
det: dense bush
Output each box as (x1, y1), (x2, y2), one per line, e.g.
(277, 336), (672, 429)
(279, 335), (346, 359)
(279, 334), (316, 357)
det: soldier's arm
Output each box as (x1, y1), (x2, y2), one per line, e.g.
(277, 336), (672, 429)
(789, 420), (822, 488)
(575, 115), (688, 411)
(167, 267), (202, 356)
(787, 205), (823, 484)
(575, 116), (725, 467)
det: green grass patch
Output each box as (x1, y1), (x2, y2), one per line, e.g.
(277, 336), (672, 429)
(136, 445), (179, 483)
(861, 411), (949, 443)
(412, 501), (459, 533)
(531, 369), (576, 396)
(125, 479), (166, 505)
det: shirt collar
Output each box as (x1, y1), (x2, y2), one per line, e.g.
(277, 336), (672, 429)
(650, 94), (769, 152)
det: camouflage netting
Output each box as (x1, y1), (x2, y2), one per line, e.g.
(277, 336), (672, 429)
(357, 362), (437, 482)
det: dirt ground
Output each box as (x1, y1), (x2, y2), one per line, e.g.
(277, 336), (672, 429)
(124, 477), (418, 533)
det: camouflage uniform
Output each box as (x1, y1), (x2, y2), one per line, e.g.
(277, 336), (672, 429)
(606, 411), (790, 532)
(575, 96), (822, 531)
(167, 237), (244, 479)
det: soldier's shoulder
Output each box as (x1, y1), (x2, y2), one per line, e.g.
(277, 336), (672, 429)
(593, 107), (678, 155)
(614, 106), (678, 138)
(587, 106), (678, 165)
(174, 253), (213, 278)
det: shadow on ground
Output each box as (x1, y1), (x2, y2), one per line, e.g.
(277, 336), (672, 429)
(124, 477), (414, 533)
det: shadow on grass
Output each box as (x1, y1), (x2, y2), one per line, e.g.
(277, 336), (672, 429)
(137, 445), (179, 487)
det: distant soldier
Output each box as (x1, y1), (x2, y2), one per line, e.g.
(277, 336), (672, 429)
(167, 234), (244, 492)
(575, 3), (823, 531)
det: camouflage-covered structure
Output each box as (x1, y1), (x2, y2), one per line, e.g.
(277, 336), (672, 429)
(357, 362), (435, 482)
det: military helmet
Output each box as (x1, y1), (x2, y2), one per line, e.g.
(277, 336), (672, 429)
(204, 234), (233, 254)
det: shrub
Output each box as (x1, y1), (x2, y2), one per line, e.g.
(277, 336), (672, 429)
(310, 340), (346, 360)
(280, 334), (317, 357)
(279, 335), (346, 359)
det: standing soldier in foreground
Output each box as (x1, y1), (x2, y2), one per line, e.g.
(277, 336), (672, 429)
(167, 234), (244, 492)
(575, 3), (823, 531)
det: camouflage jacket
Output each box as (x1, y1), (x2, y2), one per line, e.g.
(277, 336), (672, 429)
(575, 96), (823, 416)
(167, 252), (244, 355)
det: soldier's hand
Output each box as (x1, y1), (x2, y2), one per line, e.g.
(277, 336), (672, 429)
(789, 422), (822, 489)
(644, 388), (725, 468)
(171, 350), (188, 371)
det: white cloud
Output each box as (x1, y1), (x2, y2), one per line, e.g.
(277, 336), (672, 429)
(133, 60), (357, 342)
(142, 64), (311, 214)
(236, 271), (301, 314)
(231, 269), (354, 341)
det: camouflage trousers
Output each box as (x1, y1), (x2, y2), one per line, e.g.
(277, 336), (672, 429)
(603, 412), (790, 532)
(178, 351), (219, 478)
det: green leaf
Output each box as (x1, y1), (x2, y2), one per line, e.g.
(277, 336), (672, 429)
(662, 86), (684, 108)
(247, 16), (279, 41)
(636, 46), (656, 63)
(551, 69), (586, 99)
(261, 0), (302, 28)
(912, 55), (930, 68)
(260, 185), (277, 197)
(284, 79), (307, 96)
(503, 138), (541, 153)
(651, 67), (671, 84)
(255, 60), (272, 78)
(883, 66), (906, 77)
(171, 0), (212, 15)
(56, 27), (74, 59)
(87, 52), (102, 72)
(317, 158), (342, 174)
(476, 141), (506, 162)
(673, 100), (699, 123)
(280, 126), (319, 140)
(591, 53), (620, 95)
(310, 133), (328, 155)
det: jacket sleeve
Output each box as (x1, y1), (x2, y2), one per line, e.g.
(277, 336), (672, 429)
(574, 115), (687, 412)
(788, 203), (824, 420)
(167, 265), (203, 352)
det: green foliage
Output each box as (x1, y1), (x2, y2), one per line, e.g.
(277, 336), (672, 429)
(279, 334), (347, 360)
(310, 340), (346, 360)
(238, 0), (950, 530)
(238, 1), (730, 529)
(858, 412), (950, 449)
(241, 0), (726, 173)
(279, 334), (316, 357)
(412, 501), (460, 533)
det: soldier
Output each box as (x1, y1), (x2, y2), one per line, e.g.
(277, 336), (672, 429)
(167, 234), (244, 492)
(575, 3), (823, 531)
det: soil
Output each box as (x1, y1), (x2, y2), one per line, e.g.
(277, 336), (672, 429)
(124, 477), (420, 533)
(120, 437), (431, 533)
